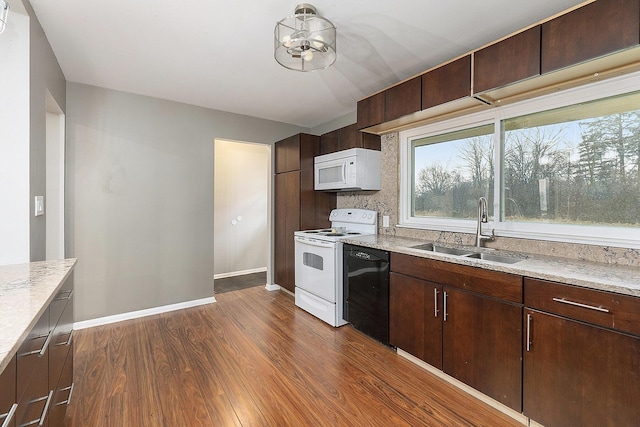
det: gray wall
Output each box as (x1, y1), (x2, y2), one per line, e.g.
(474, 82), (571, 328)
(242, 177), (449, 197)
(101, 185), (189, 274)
(66, 82), (306, 321)
(26, 0), (66, 261)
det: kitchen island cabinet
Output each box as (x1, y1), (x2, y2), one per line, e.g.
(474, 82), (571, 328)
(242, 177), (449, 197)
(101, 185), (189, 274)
(274, 134), (335, 292)
(523, 277), (640, 427)
(390, 253), (523, 411)
(0, 259), (76, 427)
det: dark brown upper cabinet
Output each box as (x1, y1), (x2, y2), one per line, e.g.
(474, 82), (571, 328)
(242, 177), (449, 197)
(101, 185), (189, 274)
(422, 55), (472, 109)
(541, 0), (640, 74)
(274, 134), (301, 174)
(474, 26), (541, 94)
(320, 123), (381, 155)
(357, 92), (385, 130)
(384, 76), (422, 122)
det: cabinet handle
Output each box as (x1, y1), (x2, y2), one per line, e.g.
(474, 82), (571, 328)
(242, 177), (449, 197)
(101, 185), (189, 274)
(54, 290), (73, 301)
(434, 288), (439, 318)
(443, 291), (448, 322)
(526, 313), (532, 352)
(55, 383), (75, 406)
(0, 404), (18, 427)
(552, 297), (610, 313)
(56, 329), (74, 347)
(18, 390), (53, 427)
(18, 330), (53, 358)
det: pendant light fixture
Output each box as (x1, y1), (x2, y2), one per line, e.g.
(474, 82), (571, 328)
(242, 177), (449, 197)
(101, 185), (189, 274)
(0, 0), (9, 35)
(274, 3), (336, 72)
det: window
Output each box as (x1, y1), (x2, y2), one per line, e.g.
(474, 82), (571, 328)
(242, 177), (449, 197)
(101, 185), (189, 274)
(400, 72), (640, 248)
(411, 124), (494, 220)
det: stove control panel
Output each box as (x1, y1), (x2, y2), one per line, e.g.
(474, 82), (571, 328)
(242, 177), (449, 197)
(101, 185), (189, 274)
(329, 209), (377, 225)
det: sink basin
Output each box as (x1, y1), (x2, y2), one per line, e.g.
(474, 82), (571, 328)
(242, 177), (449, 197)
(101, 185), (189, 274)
(411, 243), (473, 256)
(463, 252), (523, 264)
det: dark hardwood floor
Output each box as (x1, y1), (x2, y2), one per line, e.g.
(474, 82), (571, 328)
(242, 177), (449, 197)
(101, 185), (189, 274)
(66, 287), (521, 426)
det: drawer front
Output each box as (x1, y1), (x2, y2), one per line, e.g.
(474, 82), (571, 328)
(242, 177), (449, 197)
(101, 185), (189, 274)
(49, 297), (74, 391)
(16, 308), (50, 401)
(49, 274), (73, 328)
(15, 353), (50, 427)
(391, 252), (522, 303)
(49, 349), (74, 427)
(0, 355), (17, 427)
(525, 277), (640, 336)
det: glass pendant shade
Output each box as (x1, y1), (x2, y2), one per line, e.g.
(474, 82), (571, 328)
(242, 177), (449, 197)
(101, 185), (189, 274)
(0, 0), (8, 35)
(274, 4), (336, 72)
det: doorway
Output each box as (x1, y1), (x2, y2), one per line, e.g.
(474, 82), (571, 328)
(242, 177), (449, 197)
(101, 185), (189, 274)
(46, 91), (65, 260)
(213, 139), (271, 293)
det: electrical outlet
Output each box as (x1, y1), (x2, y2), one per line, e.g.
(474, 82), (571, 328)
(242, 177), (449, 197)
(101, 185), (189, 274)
(383, 215), (390, 228)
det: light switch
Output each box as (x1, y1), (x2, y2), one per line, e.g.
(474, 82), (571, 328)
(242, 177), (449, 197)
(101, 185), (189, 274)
(35, 196), (45, 216)
(383, 215), (390, 228)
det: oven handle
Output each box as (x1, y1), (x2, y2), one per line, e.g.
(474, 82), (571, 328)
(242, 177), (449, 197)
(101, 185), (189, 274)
(294, 236), (334, 248)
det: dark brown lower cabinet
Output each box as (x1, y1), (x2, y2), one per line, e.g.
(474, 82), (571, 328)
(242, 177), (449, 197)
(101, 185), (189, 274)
(0, 356), (17, 427)
(389, 253), (523, 412)
(49, 349), (74, 427)
(443, 287), (522, 411)
(389, 273), (442, 369)
(524, 309), (640, 427)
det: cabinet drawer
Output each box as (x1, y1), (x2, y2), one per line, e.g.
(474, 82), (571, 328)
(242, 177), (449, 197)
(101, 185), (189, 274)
(0, 355), (17, 427)
(391, 253), (522, 303)
(49, 349), (74, 427)
(49, 295), (74, 391)
(525, 277), (640, 336)
(15, 352), (50, 427)
(16, 308), (50, 401)
(49, 275), (73, 328)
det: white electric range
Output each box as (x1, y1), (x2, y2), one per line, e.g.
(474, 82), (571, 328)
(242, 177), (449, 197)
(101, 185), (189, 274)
(294, 208), (377, 326)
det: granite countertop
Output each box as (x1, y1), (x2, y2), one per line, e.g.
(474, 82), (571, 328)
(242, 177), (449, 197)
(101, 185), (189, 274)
(0, 258), (77, 374)
(343, 235), (640, 298)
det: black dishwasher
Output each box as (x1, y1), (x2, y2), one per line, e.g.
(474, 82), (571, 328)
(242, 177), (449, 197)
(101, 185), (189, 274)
(343, 244), (390, 345)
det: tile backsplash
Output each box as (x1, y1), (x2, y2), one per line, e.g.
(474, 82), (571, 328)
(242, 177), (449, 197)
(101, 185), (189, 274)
(337, 132), (640, 267)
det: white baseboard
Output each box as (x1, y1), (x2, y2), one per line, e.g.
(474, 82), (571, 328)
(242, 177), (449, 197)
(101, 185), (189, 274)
(265, 283), (280, 291)
(74, 296), (217, 330)
(396, 349), (529, 426)
(214, 267), (267, 280)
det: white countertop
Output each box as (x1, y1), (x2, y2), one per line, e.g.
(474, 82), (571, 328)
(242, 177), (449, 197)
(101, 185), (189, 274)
(0, 258), (77, 374)
(343, 235), (640, 298)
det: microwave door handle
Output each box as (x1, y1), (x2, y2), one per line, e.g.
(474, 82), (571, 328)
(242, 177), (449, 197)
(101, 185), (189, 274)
(342, 162), (347, 184)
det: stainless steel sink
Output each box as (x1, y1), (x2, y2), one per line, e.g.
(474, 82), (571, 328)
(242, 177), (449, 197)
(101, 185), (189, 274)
(410, 243), (473, 256)
(463, 252), (523, 264)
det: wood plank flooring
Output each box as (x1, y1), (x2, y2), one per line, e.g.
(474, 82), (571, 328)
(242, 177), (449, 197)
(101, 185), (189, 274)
(214, 272), (266, 294)
(66, 286), (521, 427)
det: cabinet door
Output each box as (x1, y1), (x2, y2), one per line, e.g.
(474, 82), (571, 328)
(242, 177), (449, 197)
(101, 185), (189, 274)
(274, 171), (300, 292)
(49, 294), (73, 391)
(422, 55), (472, 109)
(319, 129), (340, 155)
(357, 92), (385, 130)
(275, 135), (300, 174)
(541, 0), (640, 74)
(524, 309), (640, 427)
(474, 26), (541, 94)
(0, 356), (17, 427)
(384, 77), (421, 122)
(389, 273), (443, 369)
(443, 287), (522, 411)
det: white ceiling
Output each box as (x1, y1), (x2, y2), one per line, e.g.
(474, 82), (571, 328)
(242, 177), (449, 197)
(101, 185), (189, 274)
(29, 0), (587, 129)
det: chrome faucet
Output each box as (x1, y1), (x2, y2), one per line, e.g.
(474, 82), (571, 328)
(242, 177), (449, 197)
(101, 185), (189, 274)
(476, 197), (495, 247)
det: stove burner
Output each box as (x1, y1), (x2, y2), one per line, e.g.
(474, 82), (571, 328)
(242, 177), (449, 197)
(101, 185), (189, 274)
(347, 232), (361, 235)
(323, 232), (345, 236)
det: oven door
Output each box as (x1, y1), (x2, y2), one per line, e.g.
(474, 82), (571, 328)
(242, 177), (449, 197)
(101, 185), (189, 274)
(294, 236), (338, 302)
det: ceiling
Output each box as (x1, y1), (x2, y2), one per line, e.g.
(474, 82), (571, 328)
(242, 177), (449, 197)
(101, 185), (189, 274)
(29, 0), (587, 129)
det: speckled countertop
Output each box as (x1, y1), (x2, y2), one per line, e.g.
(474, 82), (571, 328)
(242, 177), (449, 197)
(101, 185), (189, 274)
(0, 259), (77, 374)
(343, 235), (640, 298)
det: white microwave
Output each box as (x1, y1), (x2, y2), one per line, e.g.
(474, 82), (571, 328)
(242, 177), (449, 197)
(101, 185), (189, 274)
(314, 148), (381, 191)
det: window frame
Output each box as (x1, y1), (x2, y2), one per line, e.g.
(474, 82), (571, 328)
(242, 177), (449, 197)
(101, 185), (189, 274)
(399, 71), (640, 249)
